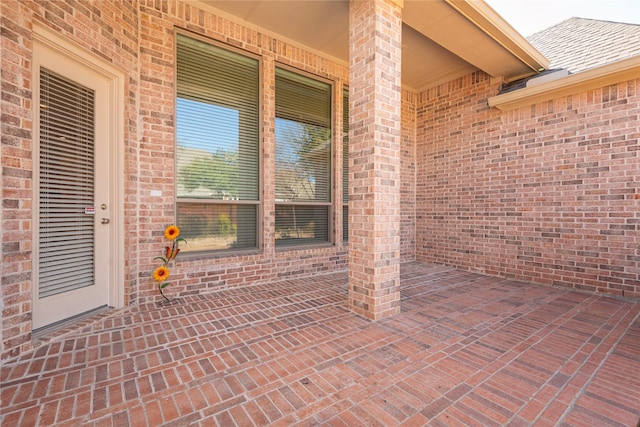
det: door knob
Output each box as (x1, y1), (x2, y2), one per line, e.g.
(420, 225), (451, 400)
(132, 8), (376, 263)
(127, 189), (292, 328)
(101, 218), (110, 224)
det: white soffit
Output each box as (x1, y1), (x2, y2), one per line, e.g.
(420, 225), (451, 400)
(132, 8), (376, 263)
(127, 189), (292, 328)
(194, 0), (548, 91)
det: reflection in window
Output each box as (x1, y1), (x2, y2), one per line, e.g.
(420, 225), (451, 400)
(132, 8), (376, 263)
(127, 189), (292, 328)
(275, 68), (332, 247)
(176, 34), (259, 252)
(177, 100), (242, 200)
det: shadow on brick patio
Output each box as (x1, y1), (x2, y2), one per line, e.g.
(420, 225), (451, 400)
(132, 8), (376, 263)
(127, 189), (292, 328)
(2, 262), (639, 426)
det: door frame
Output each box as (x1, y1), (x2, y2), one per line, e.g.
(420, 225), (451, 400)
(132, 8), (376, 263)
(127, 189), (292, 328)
(32, 23), (125, 320)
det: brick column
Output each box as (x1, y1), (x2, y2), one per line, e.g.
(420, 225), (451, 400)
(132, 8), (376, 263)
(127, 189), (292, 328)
(348, 0), (402, 319)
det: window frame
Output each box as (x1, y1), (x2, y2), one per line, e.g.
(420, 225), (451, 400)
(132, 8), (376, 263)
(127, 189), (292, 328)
(174, 30), (263, 256)
(274, 64), (335, 249)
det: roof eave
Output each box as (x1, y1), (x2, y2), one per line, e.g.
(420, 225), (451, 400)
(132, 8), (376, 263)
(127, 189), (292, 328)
(487, 56), (640, 111)
(446, 0), (549, 79)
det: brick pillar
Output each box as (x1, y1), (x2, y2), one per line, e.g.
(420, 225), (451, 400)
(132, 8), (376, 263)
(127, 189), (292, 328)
(348, 0), (402, 319)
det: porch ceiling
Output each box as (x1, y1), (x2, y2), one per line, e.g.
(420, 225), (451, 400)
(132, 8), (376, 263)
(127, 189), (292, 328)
(195, 0), (548, 91)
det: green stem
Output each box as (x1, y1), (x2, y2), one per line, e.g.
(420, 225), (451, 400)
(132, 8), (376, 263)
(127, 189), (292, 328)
(159, 284), (171, 303)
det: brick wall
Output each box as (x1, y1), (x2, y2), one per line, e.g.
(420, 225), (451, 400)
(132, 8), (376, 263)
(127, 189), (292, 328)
(2, 0), (415, 361)
(416, 71), (640, 297)
(133, 0), (353, 307)
(0, 0), (34, 362)
(7, 0), (634, 363)
(347, 0), (403, 319)
(1, 0), (140, 360)
(401, 90), (417, 261)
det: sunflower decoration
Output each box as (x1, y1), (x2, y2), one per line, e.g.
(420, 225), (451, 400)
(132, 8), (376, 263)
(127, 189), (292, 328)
(153, 265), (170, 282)
(164, 225), (180, 240)
(153, 224), (187, 303)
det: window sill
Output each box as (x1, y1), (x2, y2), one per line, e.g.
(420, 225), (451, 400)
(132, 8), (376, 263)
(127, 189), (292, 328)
(179, 248), (262, 261)
(275, 242), (334, 253)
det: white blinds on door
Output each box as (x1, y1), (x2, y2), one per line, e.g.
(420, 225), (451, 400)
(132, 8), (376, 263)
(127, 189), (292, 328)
(38, 68), (96, 298)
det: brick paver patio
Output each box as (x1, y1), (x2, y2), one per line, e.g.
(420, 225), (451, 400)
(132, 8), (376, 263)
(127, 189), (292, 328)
(1, 262), (639, 426)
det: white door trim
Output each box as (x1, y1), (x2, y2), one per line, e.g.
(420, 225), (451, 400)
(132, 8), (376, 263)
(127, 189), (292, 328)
(32, 23), (125, 314)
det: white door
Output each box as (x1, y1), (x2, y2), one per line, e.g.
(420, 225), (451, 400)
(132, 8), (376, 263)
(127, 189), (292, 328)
(32, 40), (111, 329)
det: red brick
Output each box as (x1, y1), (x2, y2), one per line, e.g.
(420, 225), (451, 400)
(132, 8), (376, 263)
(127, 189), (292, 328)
(1, 229), (640, 427)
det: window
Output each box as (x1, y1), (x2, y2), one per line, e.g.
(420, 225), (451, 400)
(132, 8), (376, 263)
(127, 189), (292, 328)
(342, 88), (349, 242)
(38, 68), (96, 297)
(275, 68), (332, 247)
(176, 34), (260, 252)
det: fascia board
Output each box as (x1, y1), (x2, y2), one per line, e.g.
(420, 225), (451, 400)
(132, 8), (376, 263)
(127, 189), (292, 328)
(487, 56), (640, 111)
(446, 0), (549, 75)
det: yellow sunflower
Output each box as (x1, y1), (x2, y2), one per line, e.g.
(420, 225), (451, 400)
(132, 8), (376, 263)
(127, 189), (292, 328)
(153, 265), (170, 282)
(164, 225), (180, 240)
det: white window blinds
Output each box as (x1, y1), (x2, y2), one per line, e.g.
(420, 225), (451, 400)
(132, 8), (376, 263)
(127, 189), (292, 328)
(38, 68), (96, 297)
(342, 89), (349, 242)
(176, 34), (260, 252)
(275, 68), (332, 246)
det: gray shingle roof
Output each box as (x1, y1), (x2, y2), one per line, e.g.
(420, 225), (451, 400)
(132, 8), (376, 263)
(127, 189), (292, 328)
(527, 17), (640, 73)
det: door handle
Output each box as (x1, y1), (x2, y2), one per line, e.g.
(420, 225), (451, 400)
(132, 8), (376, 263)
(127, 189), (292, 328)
(101, 218), (110, 224)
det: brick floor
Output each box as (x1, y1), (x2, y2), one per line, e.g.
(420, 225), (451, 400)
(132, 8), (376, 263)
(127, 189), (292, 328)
(1, 262), (639, 426)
